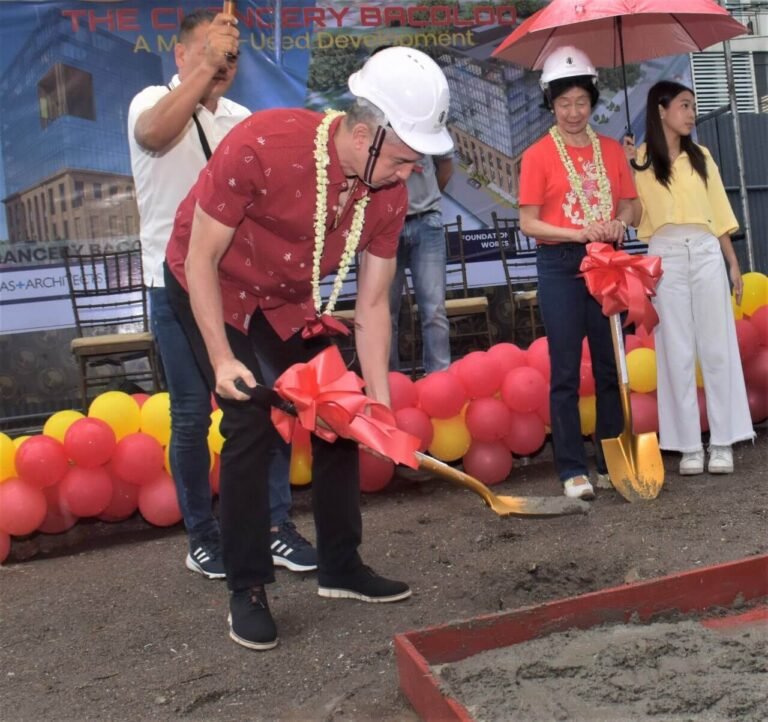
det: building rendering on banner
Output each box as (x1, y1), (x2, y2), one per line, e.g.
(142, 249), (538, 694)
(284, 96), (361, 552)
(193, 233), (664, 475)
(438, 25), (553, 203)
(0, 11), (162, 244)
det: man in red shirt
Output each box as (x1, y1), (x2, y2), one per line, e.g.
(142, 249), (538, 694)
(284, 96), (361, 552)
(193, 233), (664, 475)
(165, 47), (453, 650)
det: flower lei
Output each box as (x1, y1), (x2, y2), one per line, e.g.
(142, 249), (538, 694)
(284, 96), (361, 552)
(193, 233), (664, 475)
(549, 125), (613, 224)
(312, 109), (371, 317)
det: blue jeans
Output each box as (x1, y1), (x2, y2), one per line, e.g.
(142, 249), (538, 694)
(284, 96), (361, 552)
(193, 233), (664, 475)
(535, 244), (623, 482)
(150, 287), (291, 542)
(389, 210), (451, 373)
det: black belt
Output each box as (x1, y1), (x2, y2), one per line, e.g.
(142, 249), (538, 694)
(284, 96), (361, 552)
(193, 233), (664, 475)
(405, 208), (438, 221)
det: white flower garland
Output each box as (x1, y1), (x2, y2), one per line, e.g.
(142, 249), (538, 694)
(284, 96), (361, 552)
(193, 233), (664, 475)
(549, 125), (613, 224)
(312, 110), (371, 316)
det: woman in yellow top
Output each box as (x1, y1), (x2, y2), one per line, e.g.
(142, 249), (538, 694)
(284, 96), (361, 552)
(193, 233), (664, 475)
(628, 80), (754, 475)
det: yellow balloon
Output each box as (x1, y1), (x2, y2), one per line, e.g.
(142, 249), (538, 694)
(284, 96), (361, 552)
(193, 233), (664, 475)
(739, 272), (768, 317)
(140, 392), (171, 446)
(731, 294), (744, 320)
(626, 348), (657, 393)
(579, 395), (596, 436)
(208, 409), (225, 454)
(0, 433), (16, 481)
(428, 414), (471, 462)
(88, 391), (141, 441)
(42, 409), (85, 442)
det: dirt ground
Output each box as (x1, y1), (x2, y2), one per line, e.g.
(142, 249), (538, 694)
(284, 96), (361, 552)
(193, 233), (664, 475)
(1, 426), (766, 722)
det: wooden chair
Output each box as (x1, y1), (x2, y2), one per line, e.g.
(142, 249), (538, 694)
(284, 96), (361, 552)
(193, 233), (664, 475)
(63, 248), (161, 410)
(442, 215), (494, 357)
(491, 211), (544, 347)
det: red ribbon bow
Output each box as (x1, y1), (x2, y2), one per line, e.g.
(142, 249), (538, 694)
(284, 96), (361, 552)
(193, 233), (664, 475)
(301, 313), (351, 340)
(270, 346), (421, 469)
(579, 242), (663, 334)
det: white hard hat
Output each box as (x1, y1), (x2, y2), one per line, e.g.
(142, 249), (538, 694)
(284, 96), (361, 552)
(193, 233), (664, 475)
(348, 47), (454, 156)
(540, 46), (597, 89)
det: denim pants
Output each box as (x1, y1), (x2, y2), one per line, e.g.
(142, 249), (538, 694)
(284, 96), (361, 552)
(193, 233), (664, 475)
(150, 285), (291, 543)
(649, 225), (754, 451)
(164, 269), (362, 591)
(389, 210), (451, 373)
(536, 243), (623, 481)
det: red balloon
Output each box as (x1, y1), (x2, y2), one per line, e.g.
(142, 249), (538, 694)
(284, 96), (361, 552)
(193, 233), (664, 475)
(501, 366), (548, 414)
(487, 342), (527, 373)
(735, 319), (760, 363)
(132, 393), (150, 408)
(418, 371), (467, 419)
(358, 449), (395, 493)
(465, 397), (512, 442)
(209, 454), (221, 495)
(624, 335), (642, 353)
(138, 471), (182, 527)
(743, 348), (768, 392)
(98, 471), (140, 522)
(394, 407), (434, 452)
(746, 385), (768, 424)
(749, 305), (768, 347)
(526, 337), (550, 383)
(0, 531), (9, 564)
(39, 485), (79, 534)
(388, 371), (418, 412)
(456, 351), (505, 399)
(63, 417), (116, 468)
(463, 441), (513, 486)
(697, 387), (709, 433)
(59, 465), (113, 517)
(14, 435), (69, 488)
(503, 411), (546, 456)
(111, 432), (165, 485)
(578, 362), (596, 397)
(537, 395), (551, 427)
(630, 393), (659, 434)
(0, 478), (47, 536)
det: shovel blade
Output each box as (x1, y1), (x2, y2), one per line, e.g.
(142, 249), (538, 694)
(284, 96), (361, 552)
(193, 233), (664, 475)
(602, 431), (665, 502)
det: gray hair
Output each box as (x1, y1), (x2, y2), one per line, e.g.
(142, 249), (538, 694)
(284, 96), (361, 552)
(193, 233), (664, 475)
(345, 98), (402, 145)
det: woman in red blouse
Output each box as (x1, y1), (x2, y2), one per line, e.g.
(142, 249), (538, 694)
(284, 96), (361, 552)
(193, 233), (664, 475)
(518, 46), (639, 500)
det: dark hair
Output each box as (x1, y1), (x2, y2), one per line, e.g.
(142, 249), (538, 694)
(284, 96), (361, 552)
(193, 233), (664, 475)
(542, 75), (599, 111)
(179, 9), (215, 42)
(640, 80), (707, 188)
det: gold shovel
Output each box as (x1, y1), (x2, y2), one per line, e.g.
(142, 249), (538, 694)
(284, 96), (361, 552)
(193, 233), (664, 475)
(234, 380), (590, 518)
(602, 314), (664, 502)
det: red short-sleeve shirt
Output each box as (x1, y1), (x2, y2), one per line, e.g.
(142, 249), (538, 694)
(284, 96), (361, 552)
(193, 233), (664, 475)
(166, 109), (407, 339)
(518, 132), (636, 244)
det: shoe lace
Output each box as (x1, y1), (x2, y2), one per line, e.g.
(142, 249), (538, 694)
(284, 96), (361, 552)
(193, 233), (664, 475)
(710, 446), (730, 462)
(276, 521), (311, 550)
(247, 586), (268, 608)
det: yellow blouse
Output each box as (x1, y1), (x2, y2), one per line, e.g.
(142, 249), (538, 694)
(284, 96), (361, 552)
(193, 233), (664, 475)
(634, 143), (739, 242)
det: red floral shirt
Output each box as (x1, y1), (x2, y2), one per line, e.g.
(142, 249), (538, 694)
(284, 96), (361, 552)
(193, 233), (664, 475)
(166, 109), (407, 339)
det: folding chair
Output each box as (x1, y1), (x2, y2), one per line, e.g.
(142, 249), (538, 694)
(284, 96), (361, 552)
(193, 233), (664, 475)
(63, 247), (161, 410)
(442, 215), (494, 357)
(491, 211), (544, 347)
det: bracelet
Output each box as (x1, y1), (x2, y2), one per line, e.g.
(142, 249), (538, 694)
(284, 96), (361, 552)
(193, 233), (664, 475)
(618, 219), (628, 232)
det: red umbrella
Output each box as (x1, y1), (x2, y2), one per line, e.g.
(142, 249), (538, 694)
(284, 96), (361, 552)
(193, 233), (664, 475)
(493, 0), (747, 132)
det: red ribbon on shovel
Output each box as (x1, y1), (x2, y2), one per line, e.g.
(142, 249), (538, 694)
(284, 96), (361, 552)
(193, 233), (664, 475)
(270, 346), (421, 468)
(579, 242), (663, 334)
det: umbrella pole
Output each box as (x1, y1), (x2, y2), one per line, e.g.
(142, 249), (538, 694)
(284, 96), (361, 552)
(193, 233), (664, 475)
(617, 17), (632, 137)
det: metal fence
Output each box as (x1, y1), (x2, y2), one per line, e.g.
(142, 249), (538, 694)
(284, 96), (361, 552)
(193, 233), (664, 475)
(697, 110), (768, 273)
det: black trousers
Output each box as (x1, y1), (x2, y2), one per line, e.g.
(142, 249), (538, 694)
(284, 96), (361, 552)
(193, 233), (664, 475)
(165, 266), (363, 591)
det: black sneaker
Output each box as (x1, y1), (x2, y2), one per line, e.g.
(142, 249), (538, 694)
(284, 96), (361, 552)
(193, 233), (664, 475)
(185, 539), (226, 579)
(270, 520), (318, 572)
(228, 586), (278, 651)
(318, 566), (412, 603)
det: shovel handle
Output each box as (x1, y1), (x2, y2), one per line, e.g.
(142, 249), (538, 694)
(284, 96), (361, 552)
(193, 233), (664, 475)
(609, 313), (634, 431)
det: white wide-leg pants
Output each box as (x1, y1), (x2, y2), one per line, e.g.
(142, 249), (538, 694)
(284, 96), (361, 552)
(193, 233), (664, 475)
(649, 224), (755, 452)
